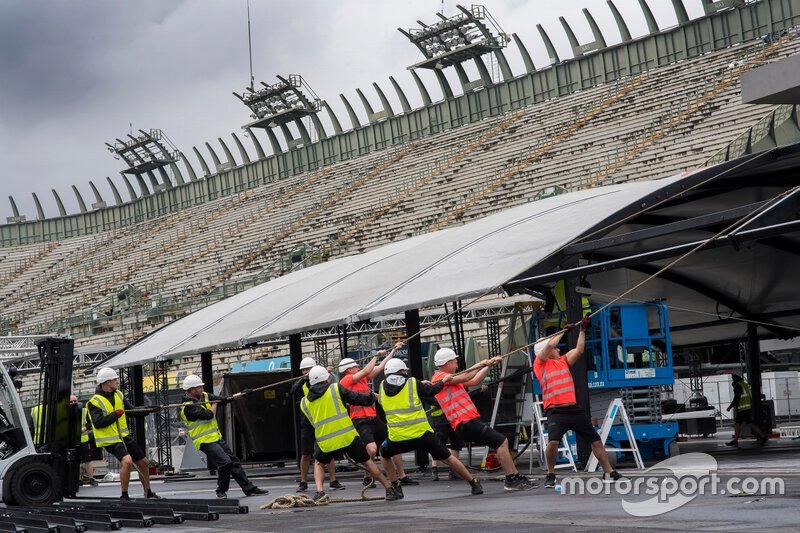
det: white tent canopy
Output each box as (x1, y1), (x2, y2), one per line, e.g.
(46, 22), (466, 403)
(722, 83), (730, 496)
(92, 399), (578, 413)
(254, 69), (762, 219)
(103, 176), (683, 369)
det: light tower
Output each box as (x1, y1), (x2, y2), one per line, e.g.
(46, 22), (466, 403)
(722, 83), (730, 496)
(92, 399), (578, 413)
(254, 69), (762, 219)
(234, 75), (321, 130)
(105, 129), (181, 194)
(399, 4), (508, 72)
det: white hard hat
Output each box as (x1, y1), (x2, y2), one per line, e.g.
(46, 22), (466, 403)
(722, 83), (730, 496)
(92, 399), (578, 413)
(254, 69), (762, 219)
(533, 340), (549, 357)
(182, 374), (204, 390)
(308, 365), (330, 386)
(384, 359), (408, 375)
(434, 348), (459, 366)
(300, 357), (316, 370)
(338, 358), (357, 373)
(96, 367), (119, 384)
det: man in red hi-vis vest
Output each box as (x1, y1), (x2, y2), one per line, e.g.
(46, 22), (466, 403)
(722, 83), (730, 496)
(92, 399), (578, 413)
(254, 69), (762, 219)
(433, 349), (537, 491)
(339, 342), (417, 489)
(533, 316), (623, 489)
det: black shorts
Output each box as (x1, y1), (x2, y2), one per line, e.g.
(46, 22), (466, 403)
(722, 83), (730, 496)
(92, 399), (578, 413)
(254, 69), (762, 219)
(353, 417), (388, 446)
(314, 436), (370, 464)
(80, 442), (103, 463)
(433, 419), (464, 451)
(735, 409), (753, 424)
(545, 405), (601, 444)
(455, 419), (506, 450)
(380, 431), (451, 462)
(106, 437), (146, 463)
(300, 416), (316, 456)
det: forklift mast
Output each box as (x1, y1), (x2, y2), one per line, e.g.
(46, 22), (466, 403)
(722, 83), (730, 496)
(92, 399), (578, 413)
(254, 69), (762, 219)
(0, 337), (80, 506)
(35, 337), (81, 496)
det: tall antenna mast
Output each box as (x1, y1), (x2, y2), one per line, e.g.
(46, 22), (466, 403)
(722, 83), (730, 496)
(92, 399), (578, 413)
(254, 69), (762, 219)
(247, 0), (254, 91)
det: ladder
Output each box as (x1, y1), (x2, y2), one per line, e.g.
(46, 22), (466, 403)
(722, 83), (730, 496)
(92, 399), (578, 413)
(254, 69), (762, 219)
(585, 398), (645, 472)
(532, 401), (577, 474)
(482, 350), (534, 467)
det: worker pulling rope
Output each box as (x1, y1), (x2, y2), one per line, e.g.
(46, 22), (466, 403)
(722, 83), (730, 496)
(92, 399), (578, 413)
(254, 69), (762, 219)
(117, 147), (797, 413)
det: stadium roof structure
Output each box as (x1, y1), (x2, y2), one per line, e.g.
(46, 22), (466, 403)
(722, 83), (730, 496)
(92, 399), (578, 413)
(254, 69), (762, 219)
(4, 0), (800, 238)
(101, 144), (800, 370)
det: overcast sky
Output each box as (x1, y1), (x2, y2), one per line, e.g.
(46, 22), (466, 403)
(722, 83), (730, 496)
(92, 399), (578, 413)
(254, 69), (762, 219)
(0, 0), (708, 222)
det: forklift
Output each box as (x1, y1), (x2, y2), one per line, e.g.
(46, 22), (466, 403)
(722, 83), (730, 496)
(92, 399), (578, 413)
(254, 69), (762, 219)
(0, 338), (249, 530)
(0, 337), (80, 506)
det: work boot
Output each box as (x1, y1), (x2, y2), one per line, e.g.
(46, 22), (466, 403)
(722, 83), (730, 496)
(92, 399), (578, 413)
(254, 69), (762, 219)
(312, 490), (326, 502)
(725, 439), (739, 447)
(470, 478), (483, 495)
(362, 476), (375, 489)
(244, 487), (268, 496)
(431, 467), (439, 481)
(503, 473), (536, 491)
(296, 481), (308, 492)
(391, 480), (404, 499)
(216, 490), (227, 499)
(399, 476), (419, 486)
(544, 473), (556, 488)
(328, 480), (345, 491)
(120, 492), (135, 502)
(384, 487), (398, 501)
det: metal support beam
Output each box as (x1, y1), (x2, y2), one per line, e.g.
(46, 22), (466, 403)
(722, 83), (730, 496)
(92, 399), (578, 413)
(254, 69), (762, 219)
(289, 334), (303, 466)
(132, 365), (146, 453)
(404, 308), (428, 470)
(337, 325), (348, 361)
(201, 352), (213, 392)
(152, 361), (173, 472)
(565, 271), (591, 466)
(746, 322), (767, 432)
(405, 309), (423, 379)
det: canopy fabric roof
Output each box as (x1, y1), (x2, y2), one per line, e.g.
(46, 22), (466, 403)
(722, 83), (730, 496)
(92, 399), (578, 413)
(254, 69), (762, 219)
(102, 143), (800, 370)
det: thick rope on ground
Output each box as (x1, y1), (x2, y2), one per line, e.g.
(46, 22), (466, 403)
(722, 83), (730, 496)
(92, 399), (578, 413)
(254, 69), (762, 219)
(260, 493), (325, 509)
(260, 485), (386, 509)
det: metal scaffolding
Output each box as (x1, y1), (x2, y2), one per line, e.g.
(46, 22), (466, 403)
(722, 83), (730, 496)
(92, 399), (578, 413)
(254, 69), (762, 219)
(151, 361), (173, 471)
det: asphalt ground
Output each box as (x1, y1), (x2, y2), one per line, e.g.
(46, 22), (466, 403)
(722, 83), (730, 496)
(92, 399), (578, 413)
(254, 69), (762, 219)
(72, 441), (800, 533)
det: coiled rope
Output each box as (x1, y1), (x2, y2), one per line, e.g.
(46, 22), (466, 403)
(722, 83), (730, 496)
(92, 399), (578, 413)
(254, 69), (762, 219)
(260, 483), (384, 509)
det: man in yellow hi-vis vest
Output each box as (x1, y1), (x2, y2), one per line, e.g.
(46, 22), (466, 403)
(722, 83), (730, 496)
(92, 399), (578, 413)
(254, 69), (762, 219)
(725, 373), (768, 446)
(300, 366), (397, 503)
(30, 403), (46, 445)
(377, 359), (483, 497)
(87, 367), (161, 501)
(289, 357), (343, 493)
(180, 374), (267, 499)
(73, 395), (100, 486)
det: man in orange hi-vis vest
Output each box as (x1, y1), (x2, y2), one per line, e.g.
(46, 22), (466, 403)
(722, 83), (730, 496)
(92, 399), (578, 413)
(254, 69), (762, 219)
(533, 316), (623, 489)
(433, 349), (537, 491)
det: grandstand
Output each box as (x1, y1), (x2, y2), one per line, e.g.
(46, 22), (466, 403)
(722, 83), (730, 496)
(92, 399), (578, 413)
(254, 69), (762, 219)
(2, 0), (800, 395)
